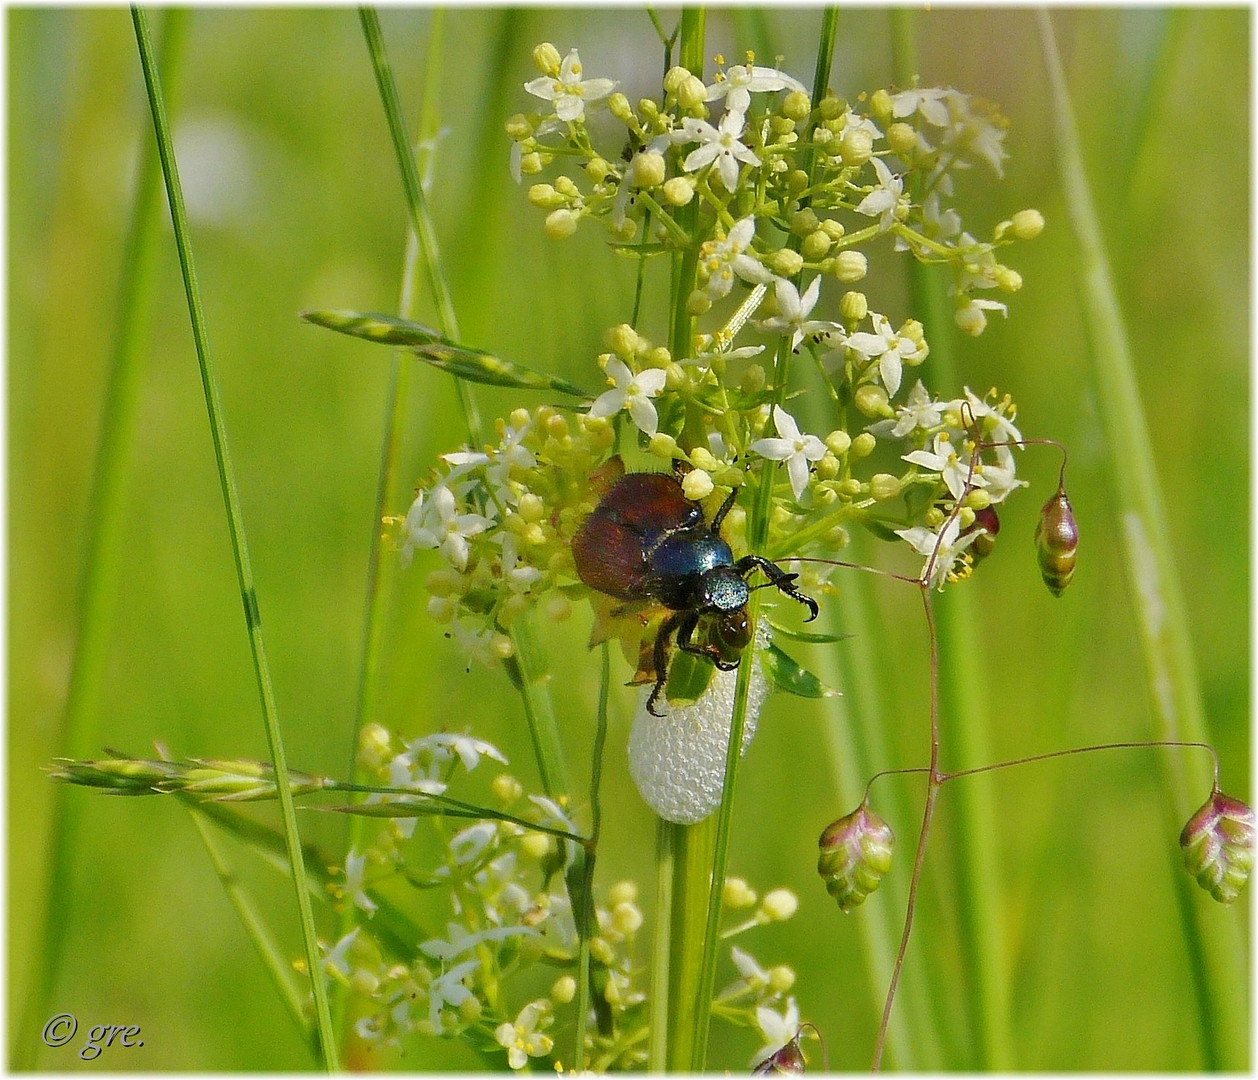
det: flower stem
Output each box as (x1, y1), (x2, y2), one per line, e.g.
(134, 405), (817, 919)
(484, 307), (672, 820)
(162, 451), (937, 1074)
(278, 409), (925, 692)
(1038, 11), (1247, 1066)
(131, 6), (339, 1069)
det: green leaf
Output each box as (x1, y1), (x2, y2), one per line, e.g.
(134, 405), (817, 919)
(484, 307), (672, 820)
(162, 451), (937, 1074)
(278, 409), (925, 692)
(764, 619), (852, 645)
(665, 648), (717, 704)
(302, 309), (587, 396)
(762, 641), (836, 699)
(859, 516), (904, 544)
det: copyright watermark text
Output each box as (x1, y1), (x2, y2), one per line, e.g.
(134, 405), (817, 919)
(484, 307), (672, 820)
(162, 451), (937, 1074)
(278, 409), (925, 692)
(42, 1014), (144, 1059)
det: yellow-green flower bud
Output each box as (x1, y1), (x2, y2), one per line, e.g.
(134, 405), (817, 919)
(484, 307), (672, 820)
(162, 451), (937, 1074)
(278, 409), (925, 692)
(608, 322), (639, 358)
(357, 722), (393, 771)
(833, 249), (868, 283)
(611, 217), (638, 242)
(761, 888), (799, 921)
(551, 975), (577, 1005)
(818, 93), (843, 120)
(491, 633), (515, 659)
(802, 230), (832, 260)
(492, 773), (523, 803)
(638, 98), (660, 121)
(838, 478), (863, 498)
(1181, 790), (1255, 904)
(868, 88), (893, 122)
(742, 364), (767, 394)
(687, 289), (712, 317)
(688, 447), (719, 472)
(840, 290), (868, 323)
(505, 113), (533, 140)
(554, 175), (579, 198)
(818, 801), (895, 913)
(723, 876), (758, 909)
(820, 218), (846, 241)
(544, 593), (571, 622)
(608, 91), (633, 122)
(869, 473), (900, 501)
(782, 89), (812, 121)
(520, 831), (551, 859)
(769, 965), (797, 994)
(528, 183), (561, 209)
(646, 345), (671, 367)
(634, 151), (666, 189)
(768, 115), (796, 139)
(854, 383), (892, 418)
(1010, 208), (1045, 240)
(825, 429), (851, 456)
(787, 169), (809, 195)
(519, 152), (544, 176)
(1035, 489), (1078, 596)
(608, 880), (638, 906)
(532, 42), (562, 75)
(586, 156), (611, 183)
(663, 65), (689, 93)
(678, 74), (708, 112)
(589, 937), (616, 967)
(887, 121), (917, 156)
(964, 487), (992, 511)
(426, 595), (455, 623)
(791, 208), (820, 235)
(768, 249), (804, 278)
(662, 176), (695, 206)
(814, 452), (840, 481)
(851, 431), (876, 458)
(649, 432), (679, 459)
(839, 128), (874, 165)
(957, 506), (976, 530)
(611, 900), (644, 936)
(518, 493), (546, 524)
(682, 469), (715, 501)
(995, 266), (1023, 292)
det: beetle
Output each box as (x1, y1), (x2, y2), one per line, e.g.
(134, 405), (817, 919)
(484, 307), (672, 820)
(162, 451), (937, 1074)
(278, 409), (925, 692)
(573, 465), (818, 716)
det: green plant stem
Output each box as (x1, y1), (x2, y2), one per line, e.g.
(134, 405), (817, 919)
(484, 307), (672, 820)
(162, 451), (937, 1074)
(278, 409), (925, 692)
(358, 6), (482, 445)
(889, 10), (1012, 1068)
(685, 11), (841, 1068)
(13, 12), (187, 1068)
(1038, 11), (1247, 1068)
(131, 7), (338, 1069)
(187, 810), (310, 1037)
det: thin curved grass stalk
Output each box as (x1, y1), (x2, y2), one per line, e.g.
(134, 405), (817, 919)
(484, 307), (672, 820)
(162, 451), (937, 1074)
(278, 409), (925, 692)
(13, 11), (188, 1067)
(889, 10), (1013, 1066)
(1038, 11), (1247, 1067)
(335, 10), (442, 1042)
(130, 7), (339, 1069)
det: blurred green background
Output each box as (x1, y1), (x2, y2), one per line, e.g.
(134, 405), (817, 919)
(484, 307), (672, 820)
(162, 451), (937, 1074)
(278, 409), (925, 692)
(8, 6), (1248, 1071)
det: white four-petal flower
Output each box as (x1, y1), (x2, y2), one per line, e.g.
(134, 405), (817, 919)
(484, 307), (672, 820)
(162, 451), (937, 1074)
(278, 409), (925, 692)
(749, 404), (826, 500)
(755, 276), (838, 352)
(855, 156), (904, 232)
(523, 49), (616, 122)
(902, 433), (977, 501)
(494, 1001), (553, 1070)
(704, 61), (806, 115)
(895, 515), (982, 590)
(845, 312), (926, 397)
(680, 110), (761, 192)
(698, 216), (774, 299)
(587, 357), (668, 435)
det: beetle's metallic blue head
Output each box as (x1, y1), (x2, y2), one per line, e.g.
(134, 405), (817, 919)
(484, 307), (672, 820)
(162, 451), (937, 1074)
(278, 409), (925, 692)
(699, 566), (750, 613)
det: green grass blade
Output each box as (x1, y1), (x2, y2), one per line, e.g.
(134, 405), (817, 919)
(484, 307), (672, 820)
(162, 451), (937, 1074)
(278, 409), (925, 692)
(1037, 11), (1247, 1068)
(13, 12), (188, 1067)
(358, 6), (483, 444)
(130, 7), (339, 1069)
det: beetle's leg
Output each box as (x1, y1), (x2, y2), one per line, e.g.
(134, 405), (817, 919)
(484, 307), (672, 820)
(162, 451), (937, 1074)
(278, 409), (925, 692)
(734, 555), (820, 622)
(710, 484), (740, 533)
(676, 610), (737, 669)
(648, 611), (685, 717)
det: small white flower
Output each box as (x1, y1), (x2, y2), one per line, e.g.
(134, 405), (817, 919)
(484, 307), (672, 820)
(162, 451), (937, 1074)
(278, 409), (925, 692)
(495, 1001), (554, 1070)
(498, 533), (543, 594)
(420, 922), (537, 963)
(755, 276), (839, 352)
(845, 312), (926, 398)
(890, 86), (952, 127)
(410, 731), (509, 773)
(342, 849), (378, 916)
(698, 216), (774, 299)
(426, 956), (480, 1030)
(405, 485), (493, 571)
(448, 821), (499, 866)
(704, 61), (806, 115)
(903, 433), (977, 501)
(855, 156), (903, 232)
(730, 944), (770, 989)
(587, 357), (668, 436)
(752, 997), (801, 1068)
(895, 515), (982, 590)
(750, 404), (827, 501)
(323, 927), (360, 978)
(523, 49), (616, 122)
(527, 793), (578, 833)
(870, 379), (942, 438)
(680, 110), (761, 192)
(954, 296), (1008, 336)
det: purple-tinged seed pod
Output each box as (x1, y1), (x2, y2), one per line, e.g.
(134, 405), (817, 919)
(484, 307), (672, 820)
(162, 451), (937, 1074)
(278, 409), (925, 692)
(817, 802), (894, 913)
(1035, 489), (1077, 595)
(1180, 789), (1255, 904)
